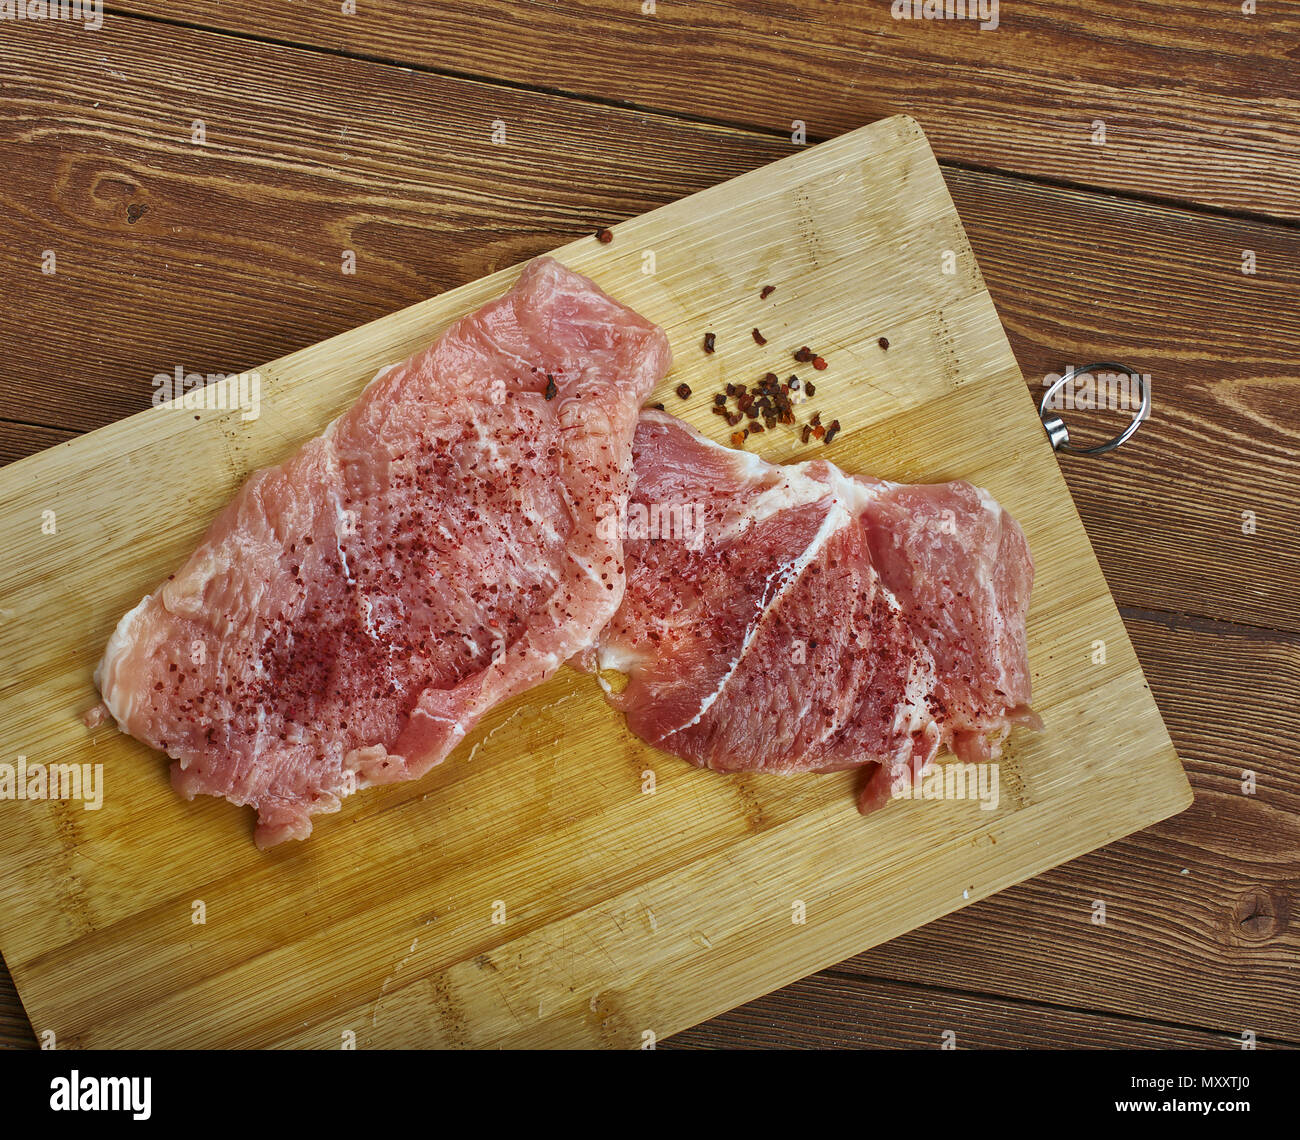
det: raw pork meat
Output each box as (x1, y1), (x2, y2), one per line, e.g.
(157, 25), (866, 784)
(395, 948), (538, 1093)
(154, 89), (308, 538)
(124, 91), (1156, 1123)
(589, 411), (1038, 811)
(96, 257), (671, 846)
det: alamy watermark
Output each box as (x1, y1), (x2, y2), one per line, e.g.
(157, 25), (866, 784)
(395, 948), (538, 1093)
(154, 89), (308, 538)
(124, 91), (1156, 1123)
(891, 760), (1000, 810)
(152, 366), (261, 421)
(1, 756), (103, 811)
(0, 1), (103, 31)
(598, 500), (706, 544)
(50, 1070), (150, 1121)
(891, 0), (999, 32)
(1042, 366), (1151, 418)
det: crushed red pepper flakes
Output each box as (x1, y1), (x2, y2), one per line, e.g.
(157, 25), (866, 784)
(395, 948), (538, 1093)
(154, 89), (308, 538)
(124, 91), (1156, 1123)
(703, 332), (716, 354)
(698, 294), (845, 449)
(596, 228), (614, 243)
(675, 382), (692, 400)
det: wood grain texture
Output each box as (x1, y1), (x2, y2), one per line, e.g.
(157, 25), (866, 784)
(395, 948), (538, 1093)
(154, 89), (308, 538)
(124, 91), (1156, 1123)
(0, 966), (36, 1049)
(952, 173), (1300, 634)
(0, 424), (76, 467)
(0, 18), (791, 431)
(0, 117), (1189, 1047)
(105, 0), (1300, 219)
(946, 171), (1300, 631)
(665, 973), (1268, 1050)
(837, 614), (1300, 1042)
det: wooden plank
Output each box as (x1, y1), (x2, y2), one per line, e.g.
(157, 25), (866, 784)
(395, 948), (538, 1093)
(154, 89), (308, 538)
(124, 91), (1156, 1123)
(2, 19), (1295, 635)
(0, 19), (791, 432)
(949, 170), (1300, 634)
(666, 973), (1264, 1049)
(105, 0), (1300, 220)
(0, 424), (76, 468)
(0, 116), (1189, 1048)
(834, 615), (1300, 1042)
(0, 958), (35, 1049)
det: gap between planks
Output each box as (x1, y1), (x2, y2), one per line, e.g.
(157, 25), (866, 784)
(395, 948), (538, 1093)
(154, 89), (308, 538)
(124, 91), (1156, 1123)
(814, 967), (1300, 1049)
(94, 4), (1300, 235)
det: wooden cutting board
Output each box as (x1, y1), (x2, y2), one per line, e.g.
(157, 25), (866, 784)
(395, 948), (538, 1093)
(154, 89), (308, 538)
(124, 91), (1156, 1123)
(0, 116), (1191, 1049)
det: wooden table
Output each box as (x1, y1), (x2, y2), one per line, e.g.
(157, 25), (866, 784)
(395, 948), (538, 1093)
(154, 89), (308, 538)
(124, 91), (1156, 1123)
(1, 2), (1295, 1050)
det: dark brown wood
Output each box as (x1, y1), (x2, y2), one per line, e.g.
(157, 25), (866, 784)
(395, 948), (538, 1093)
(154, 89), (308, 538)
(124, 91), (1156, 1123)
(0, 19), (791, 433)
(666, 973), (1271, 1049)
(836, 614), (1300, 1043)
(0, 424), (75, 467)
(949, 169), (1300, 634)
(0, 980), (35, 1049)
(106, 0), (1300, 220)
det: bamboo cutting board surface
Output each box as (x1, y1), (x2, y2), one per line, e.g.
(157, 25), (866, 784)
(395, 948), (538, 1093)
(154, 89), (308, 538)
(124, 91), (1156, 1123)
(0, 116), (1191, 1049)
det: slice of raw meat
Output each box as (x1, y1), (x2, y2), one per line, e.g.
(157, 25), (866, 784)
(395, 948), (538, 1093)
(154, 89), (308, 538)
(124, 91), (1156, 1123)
(588, 410), (1038, 812)
(96, 257), (671, 847)
(854, 479), (1041, 808)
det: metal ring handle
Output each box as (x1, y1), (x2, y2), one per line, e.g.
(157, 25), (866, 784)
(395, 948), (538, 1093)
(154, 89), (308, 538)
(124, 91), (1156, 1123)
(1039, 362), (1150, 456)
